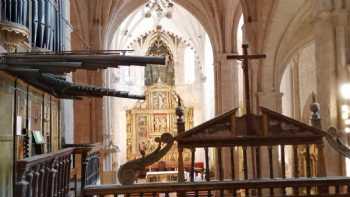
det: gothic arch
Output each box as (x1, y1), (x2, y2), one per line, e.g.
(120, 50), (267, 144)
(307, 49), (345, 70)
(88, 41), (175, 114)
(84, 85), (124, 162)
(103, 0), (242, 56)
(127, 30), (201, 65)
(258, 0), (315, 92)
(106, 1), (215, 51)
(273, 0), (315, 90)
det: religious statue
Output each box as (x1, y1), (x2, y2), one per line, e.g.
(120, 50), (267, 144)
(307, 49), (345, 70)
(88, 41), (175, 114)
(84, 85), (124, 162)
(139, 142), (147, 158)
(145, 37), (175, 86)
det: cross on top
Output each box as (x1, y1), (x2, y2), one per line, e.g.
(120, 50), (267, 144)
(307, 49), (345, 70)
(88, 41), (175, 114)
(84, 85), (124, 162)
(227, 44), (266, 114)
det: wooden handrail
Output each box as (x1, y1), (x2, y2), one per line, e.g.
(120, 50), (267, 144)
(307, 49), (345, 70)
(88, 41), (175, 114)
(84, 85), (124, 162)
(16, 147), (75, 169)
(83, 177), (350, 196)
(64, 143), (102, 193)
(15, 148), (74, 197)
(15, 144), (102, 197)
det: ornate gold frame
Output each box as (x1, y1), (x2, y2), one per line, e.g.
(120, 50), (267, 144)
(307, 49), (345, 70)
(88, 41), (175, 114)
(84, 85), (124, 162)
(126, 83), (193, 166)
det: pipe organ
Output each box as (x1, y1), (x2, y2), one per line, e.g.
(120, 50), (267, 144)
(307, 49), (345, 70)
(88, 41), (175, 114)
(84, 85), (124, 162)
(0, 0), (69, 51)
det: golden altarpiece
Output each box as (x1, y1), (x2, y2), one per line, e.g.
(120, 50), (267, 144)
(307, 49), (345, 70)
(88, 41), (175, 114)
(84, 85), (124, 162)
(126, 82), (193, 168)
(126, 34), (194, 169)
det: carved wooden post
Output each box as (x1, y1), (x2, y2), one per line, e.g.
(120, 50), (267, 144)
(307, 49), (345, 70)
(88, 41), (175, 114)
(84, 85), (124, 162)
(81, 148), (90, 190)
(38, 164), (45, 196)
(310, 96), (326, 175)
(48, 160), (57, 197)
(310, 95), (328, 194)
(176, 95), (185, 183)
(32, 166), (40, 197)
(15, 167), (29, 197)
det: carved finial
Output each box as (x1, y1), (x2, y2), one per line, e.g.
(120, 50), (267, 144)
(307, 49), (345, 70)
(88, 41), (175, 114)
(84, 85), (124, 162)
(175, 93), (185, 134)
(175, 93), (184, 117)
(310, 92), (321, 128)
(310, 93), (320, 115)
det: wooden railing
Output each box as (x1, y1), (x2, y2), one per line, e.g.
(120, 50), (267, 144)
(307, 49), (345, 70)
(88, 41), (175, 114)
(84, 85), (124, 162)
(15, 144), (102, 197)
(81, 100), (350, 197)
(83, 177), (350, 197)
(65, 143), (102, 192)
(15, 147), (74, 197)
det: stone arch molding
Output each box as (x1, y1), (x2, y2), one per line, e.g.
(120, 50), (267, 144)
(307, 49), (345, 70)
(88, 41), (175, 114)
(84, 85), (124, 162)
(103, 0), (242, 56)
(127, 29), (201, 65)
(261, 0), (315, 92)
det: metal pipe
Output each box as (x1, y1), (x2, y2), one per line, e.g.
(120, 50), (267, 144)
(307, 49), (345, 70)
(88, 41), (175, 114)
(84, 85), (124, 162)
(5, 61), (83, 67)
(4, 54), (166, 65)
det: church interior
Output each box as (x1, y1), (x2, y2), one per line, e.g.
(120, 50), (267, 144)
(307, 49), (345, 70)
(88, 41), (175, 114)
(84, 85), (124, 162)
(1, 0), (350, 196)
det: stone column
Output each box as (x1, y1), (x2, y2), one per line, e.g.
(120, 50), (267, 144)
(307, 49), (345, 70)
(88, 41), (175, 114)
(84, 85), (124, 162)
(257, 91), (283, 180)
(290, 56), (302, 120)
(314, 1), (350, 176)
(214, 53), (240, 179)
(214, 53), (239, 114)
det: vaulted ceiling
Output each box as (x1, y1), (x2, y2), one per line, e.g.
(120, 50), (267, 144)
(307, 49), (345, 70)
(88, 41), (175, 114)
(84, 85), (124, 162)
(70, 0), (242, 54)
(70, 0), (317, 93)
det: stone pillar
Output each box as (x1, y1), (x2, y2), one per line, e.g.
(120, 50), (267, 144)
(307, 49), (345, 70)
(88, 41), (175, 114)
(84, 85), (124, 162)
(214, 53), (240, 179)
(257, 91), (283, 180)
(314, 1), (350, 176)
(214, 53), (239, 114)
(290, 56), (302, 120)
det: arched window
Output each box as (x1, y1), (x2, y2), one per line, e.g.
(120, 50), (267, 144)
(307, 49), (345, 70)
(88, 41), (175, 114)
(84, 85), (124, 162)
(184, 46), (195, 84)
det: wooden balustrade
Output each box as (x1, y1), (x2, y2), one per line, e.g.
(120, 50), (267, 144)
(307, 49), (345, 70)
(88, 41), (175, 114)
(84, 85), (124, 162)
(15, 147), (74, 197)
(15, 144), (102, 197)
(79, 99), (350, 197)
(83, 177), (350, 197)
(64, 143), (102, 194)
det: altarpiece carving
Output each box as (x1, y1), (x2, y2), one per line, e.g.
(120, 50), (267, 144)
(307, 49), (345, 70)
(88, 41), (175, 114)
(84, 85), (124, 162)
(145, 36), (175, 86)
(126, 83), (193, 167)
(127, 31), (193, 168)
